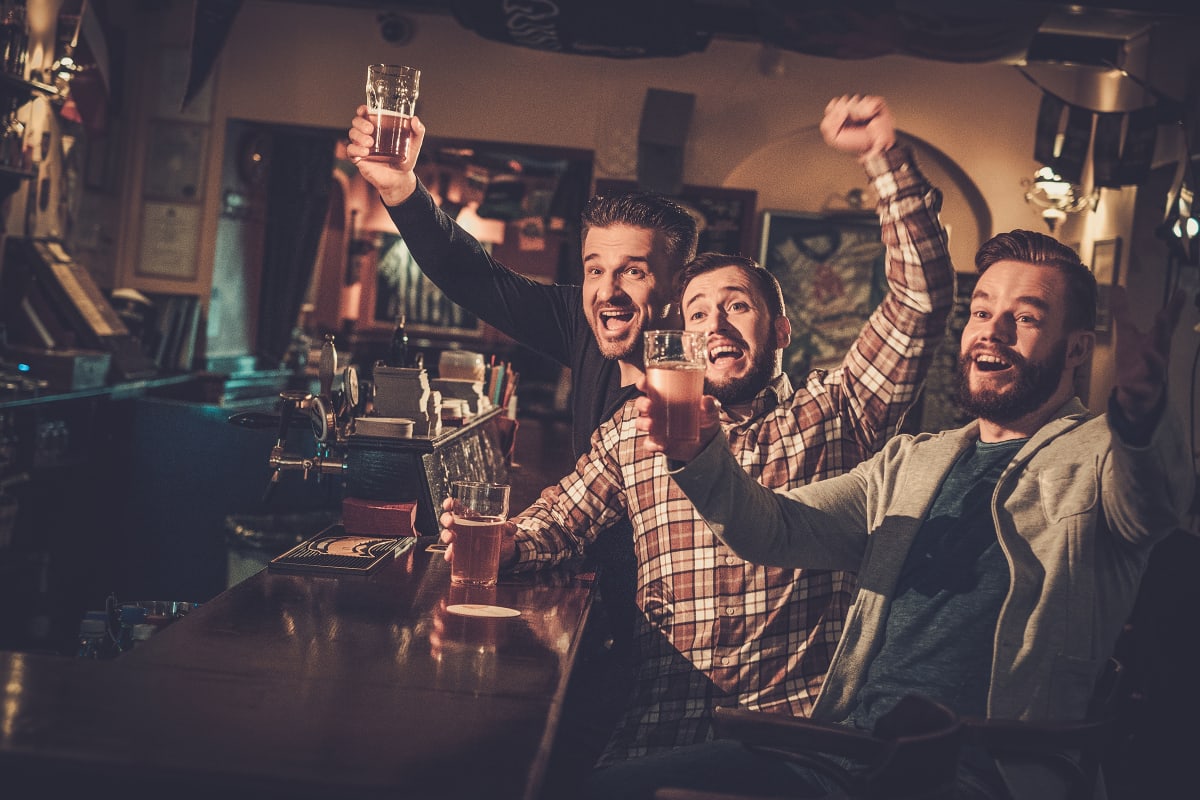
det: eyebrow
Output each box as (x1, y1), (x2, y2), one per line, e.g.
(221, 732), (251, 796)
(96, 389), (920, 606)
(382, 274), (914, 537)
(684, 285), (752, 309)
(971, 289), (1051, 313)
(582, 253), (650, 266)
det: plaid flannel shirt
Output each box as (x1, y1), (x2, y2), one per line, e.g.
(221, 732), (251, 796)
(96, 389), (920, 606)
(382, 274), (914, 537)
(510, 146), (955, 763)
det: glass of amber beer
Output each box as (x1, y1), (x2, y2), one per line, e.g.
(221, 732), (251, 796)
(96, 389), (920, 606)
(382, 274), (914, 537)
(364, 63), (420, 161)
(644, 330), (707, 447)
(448, 481), (510, 587)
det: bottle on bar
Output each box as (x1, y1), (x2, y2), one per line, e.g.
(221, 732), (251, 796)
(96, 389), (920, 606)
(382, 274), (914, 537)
(388, 313), (409, 367)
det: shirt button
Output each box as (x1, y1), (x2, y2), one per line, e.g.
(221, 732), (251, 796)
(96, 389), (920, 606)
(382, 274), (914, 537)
(725, 556), (736, 565)
(720, 657), (730, 666)
(725, 607), (736, 616)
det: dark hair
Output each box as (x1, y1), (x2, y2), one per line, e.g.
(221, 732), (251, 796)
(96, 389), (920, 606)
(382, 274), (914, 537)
(677, 252), (786, 318)
(975, 229), (1098, 332)
(581, 191), (700, 267)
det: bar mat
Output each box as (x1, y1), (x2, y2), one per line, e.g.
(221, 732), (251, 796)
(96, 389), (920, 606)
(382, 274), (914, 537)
(268, 524), (416, 575)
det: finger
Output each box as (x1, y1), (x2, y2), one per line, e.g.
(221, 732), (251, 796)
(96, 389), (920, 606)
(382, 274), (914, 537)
(1152, 289), (1186, 355)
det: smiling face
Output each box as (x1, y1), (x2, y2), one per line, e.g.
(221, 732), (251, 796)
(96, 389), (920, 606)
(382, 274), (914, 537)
(681, 263), (789, 407)
(956, 259), (1092, 436)
(581, 224), (678, 363)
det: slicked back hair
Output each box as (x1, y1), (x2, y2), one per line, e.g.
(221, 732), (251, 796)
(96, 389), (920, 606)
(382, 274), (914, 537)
(975, 229), (1098, 332)
(677, 253), (786, 319)
(581, 191), (700, 267)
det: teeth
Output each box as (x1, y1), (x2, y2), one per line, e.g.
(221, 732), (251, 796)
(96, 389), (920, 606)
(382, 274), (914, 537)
(708, 345), (742, 360)
(976, 354), (1008, 366)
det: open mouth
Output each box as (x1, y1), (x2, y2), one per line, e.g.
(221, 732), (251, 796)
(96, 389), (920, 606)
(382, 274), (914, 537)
(973, 353), (1012, 372)
(598, 308), (635, 331)
(708, 343), (745, 365)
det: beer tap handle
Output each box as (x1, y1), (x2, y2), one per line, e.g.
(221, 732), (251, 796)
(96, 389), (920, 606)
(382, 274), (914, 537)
(262, 469), (281, 505)
(226, 411), (280, 429)
(275, 390), (312, 445)
(319, 334), (337, 400)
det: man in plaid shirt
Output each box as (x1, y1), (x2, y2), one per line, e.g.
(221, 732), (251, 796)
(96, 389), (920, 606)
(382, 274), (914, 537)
(442, 95), (955, 765)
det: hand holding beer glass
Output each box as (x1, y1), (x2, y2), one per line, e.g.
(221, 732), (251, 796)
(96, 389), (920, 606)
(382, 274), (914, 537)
(644, 331), (707, 448)
(447, 481), (510, 587)
(363, 63), (420, 162)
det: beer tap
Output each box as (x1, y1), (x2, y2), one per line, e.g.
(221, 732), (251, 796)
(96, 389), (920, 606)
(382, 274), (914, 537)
(308, 335), (339, 450)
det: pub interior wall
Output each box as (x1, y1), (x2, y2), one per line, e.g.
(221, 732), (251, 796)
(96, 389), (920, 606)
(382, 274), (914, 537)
(98, 2), (1198, 428)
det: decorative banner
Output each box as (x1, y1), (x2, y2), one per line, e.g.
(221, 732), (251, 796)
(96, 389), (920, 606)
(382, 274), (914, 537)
(1117, 106), (1158, 187)
(1033, 91), (1065, 166)
(1054, 103), (1094, 185)
(1092, 112), (1125, 189)
(183, 0), (244, 113)
(450, 0), (710, 58)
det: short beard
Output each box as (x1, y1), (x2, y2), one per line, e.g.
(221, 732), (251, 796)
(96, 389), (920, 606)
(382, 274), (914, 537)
(705, 346), (778, 406)
(592, 320), (643, 362)
(954, 340), (1067, 424)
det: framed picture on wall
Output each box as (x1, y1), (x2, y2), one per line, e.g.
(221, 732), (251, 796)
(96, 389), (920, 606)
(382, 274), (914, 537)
(594, 181), (758, 257)
(1091, 237), (1121, 332)
(758, 211), (886, 383)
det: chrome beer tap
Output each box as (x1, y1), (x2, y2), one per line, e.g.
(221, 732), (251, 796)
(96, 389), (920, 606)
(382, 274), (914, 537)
(227, 335), (351, 503)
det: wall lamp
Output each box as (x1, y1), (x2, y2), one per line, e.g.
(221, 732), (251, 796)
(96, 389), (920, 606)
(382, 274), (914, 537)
(1023, 167), (1096, 234)
(1156, 185), (1199, 266)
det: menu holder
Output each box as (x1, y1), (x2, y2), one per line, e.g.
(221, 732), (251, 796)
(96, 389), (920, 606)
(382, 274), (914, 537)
(268, 523), (416, 576)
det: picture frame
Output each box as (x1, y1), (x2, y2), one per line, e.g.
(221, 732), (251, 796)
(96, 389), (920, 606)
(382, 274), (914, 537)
(135, 202), (201, 280)
(143, 120), (208, 201)
(1091, 237), (1121, 332)
(594, 180), (758, 257)
(758, 210), (886, 382)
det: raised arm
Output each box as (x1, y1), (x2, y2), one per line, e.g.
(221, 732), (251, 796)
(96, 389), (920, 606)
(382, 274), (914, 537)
(818, 96), (956, 449)
(346, 106), (577, 365)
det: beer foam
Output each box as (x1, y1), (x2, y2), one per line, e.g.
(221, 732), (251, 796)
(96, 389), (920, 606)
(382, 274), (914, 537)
(445, 604), (521, 618)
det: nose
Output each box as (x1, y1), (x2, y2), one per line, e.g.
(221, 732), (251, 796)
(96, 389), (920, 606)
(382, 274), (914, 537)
(594, 272), (624, 303)
(978, 313), (1016, 344)
(703, 306), (732, 336)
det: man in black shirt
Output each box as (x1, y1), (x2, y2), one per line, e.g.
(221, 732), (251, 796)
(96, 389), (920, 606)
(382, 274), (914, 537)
(347, 106), (699, 784)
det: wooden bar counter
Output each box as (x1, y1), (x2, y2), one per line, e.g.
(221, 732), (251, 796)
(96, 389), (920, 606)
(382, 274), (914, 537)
(0, 540), (595, 799)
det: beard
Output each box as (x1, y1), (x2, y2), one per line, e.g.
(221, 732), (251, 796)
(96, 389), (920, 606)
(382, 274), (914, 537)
(705, 345), (778, 406)
(590, 317), (643, 362)
(954, 340), (1067, 424)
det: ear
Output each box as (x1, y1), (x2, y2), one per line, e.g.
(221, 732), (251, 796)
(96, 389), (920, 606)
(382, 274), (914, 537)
(1066, 330), (1094, 367)
(773, 315), (791, 348)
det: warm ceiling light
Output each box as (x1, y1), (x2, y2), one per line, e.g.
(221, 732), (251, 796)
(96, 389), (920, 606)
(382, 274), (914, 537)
(1023, 167), (1095, 233)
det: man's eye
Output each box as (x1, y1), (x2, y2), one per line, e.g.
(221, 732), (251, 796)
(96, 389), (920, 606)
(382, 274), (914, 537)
(689, 311), (706, 322)
(625, 267), (645, 278)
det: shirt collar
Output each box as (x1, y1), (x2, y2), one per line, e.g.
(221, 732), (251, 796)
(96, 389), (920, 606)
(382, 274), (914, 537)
(717, 373), (793, 426)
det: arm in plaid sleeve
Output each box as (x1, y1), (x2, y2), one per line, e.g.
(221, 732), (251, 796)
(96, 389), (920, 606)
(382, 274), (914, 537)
(829, 144), (956, 451)
(506, 405), (633, 572)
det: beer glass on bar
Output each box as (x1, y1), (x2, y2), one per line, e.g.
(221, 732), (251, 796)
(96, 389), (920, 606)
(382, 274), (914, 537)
(364, 63), (420, 161)
(644, 330), (706, 446)
(448, 481), (510, 587)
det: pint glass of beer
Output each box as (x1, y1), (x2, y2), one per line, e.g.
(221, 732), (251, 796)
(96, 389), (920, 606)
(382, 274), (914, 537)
(644, 330), (707, 447)
(448, 481), (510, 587)
(364, 63), (420, 161)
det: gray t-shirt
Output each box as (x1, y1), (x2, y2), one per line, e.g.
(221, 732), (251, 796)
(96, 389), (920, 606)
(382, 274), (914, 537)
(843, 438), (1025, 732)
